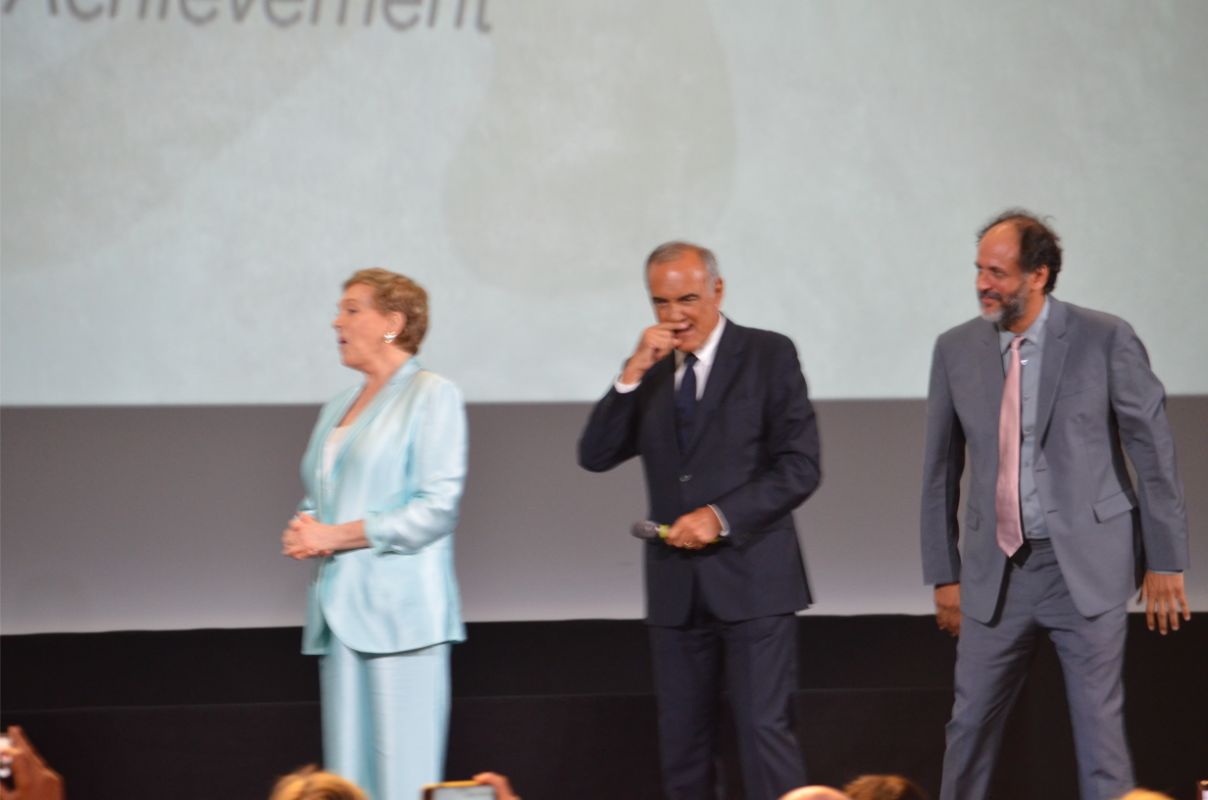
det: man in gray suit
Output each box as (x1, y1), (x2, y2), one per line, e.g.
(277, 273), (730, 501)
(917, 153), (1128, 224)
(920, 210), (1190, 800)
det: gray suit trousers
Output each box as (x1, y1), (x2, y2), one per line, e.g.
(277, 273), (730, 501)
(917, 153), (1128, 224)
(941, 540), (1133, 800)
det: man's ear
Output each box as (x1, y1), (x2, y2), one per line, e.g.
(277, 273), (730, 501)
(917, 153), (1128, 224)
(1030, 265), (1049, 291)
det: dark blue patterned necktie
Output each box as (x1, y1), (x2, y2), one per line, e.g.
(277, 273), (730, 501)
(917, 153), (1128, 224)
(675, 353), (698, 452)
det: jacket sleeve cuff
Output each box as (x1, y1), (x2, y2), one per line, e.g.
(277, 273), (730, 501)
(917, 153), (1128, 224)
(708, 504), (731, 538)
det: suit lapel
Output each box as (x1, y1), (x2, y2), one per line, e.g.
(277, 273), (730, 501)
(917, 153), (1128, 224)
(974, 320), (1004, 420)
(1035, 298), (1069, 442)
(644, 355), (681, 458)
(328, 358), (421, 490)
(306, 387), (356, 510)
(683, 321), (745, 459)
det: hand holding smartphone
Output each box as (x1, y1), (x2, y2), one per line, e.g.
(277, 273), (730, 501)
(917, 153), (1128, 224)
(0, 732), (13, 782)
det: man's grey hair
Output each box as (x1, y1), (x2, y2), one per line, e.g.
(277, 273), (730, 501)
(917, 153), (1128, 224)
(645, 241), (721, 280)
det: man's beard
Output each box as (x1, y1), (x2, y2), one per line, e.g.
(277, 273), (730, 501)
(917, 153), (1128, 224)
(979, 281), (1030, 328)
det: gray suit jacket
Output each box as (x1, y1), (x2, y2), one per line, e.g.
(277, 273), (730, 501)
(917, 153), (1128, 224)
(920, 297), (1188, 623)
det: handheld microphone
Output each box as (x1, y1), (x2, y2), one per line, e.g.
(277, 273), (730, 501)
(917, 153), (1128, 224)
(631, 520), (669, 541)
(632, 520), (721, 547)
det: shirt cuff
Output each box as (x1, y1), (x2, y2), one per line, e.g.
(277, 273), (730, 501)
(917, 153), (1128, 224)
(613, 377), (640, 394)
(707, 504), (730, 538)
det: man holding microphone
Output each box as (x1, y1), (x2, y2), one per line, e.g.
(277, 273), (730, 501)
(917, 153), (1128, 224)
(579, 241), (821, 800)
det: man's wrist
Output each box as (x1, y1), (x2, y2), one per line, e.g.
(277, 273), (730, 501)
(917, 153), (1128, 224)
(707, 504), (730, 538)
(619, 362), (645, 385)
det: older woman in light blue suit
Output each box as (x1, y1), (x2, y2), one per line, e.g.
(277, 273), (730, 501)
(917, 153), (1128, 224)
(282, 268), (467, 800)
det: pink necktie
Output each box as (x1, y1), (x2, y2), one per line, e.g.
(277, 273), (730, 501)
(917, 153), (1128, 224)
(995, 336), (1024, 558)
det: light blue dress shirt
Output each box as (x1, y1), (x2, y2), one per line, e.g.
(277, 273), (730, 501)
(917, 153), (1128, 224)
(999, 299), (1050, 541)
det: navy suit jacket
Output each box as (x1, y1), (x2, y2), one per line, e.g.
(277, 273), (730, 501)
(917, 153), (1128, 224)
(579, 320), (821, 626)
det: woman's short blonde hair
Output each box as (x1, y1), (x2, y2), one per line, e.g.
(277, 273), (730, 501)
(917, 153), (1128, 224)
(269, 765), (368, 800)
(344, 268), (429, 354)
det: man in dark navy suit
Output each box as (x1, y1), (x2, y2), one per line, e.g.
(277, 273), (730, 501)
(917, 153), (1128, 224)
(579, 241), (821, 800)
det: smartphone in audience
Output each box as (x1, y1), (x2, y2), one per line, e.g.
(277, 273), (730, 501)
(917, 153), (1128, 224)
(421, 781), (496, 800)
(0, 732), (13, 782)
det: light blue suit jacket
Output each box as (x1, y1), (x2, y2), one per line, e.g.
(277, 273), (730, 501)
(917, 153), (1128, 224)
(298, 358), (468, 655)
(921, 297), (1189, 622)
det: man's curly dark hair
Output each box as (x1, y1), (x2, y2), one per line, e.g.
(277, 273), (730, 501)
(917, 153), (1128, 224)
(978, 208), (1063, 293)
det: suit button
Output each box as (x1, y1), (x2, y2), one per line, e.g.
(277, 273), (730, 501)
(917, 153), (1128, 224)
(679, 474), (692, 483)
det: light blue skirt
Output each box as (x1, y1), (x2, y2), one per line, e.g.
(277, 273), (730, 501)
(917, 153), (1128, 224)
(320, 637), (451, 800)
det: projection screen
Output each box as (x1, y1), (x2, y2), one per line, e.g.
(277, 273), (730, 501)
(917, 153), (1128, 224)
(3, 1), (1206, 634)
